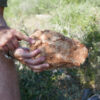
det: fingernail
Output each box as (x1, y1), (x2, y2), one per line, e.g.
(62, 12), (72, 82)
(29, 38), (36, 44)
(35, 49), (41, 53)
(45, 64), (49, 67)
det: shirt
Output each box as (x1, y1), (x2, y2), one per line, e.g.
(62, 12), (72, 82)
(0, 0), (7, 7)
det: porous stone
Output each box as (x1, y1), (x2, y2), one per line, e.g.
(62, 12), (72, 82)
(30, 30), (88, 69)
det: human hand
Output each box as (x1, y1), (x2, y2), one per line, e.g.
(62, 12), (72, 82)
(0, 27), (34, 52)
(14, 47), (50, 72)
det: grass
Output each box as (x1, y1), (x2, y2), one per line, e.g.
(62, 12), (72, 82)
(5, 0), (100, 100)
(5, 0), (100, 38)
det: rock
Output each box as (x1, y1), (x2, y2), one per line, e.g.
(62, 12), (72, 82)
(30, 30), (88, 69)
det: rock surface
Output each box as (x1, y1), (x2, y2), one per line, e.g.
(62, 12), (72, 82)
(30, 30), (88, 69)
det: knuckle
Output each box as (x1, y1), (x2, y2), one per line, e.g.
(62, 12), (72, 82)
(10, 29), (17, 36)
(0, 40), (7, 47)
(10, 29), (16, 33)
(14, 39), (19, 45)
(32, 50), (40, 56)
(7, 34), (13, 39)
(0, 43), (4, 47)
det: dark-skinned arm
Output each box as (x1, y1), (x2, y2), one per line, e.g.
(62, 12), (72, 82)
(0, 6), (50, 72)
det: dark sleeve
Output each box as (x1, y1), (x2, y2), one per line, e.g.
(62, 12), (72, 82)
(0, 0), (7, 7)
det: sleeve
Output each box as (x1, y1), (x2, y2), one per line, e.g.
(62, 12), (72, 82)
(0, 0), (7, 7)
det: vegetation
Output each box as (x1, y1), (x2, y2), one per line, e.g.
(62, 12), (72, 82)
(5, 0), (100, 100)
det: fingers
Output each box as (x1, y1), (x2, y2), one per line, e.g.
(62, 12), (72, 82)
(11, 37), (20, 49)
(24, 56), (45, 65)
(0, 33), (12, 47)
(14, 30), (35, 44)
(29, 63), (49, 71)
(14, 48), (41, 58)
(16, 54), (49, 72)
(6, 41), (15, 51)
(4, 38), (19, 51)
(30, 49), (41, 57)
(20, 47), (30, 52)
(2, 46), (9, 52)
(16, 55), (49, 72)
(14, 47), (50, 72)
(0, 28), (35, 53)
(0, 29), (20, 51)
(19, 49), (41, 58)
(6, 29), (35, 44)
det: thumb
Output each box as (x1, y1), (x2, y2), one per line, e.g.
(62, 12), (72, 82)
(15, 31), (35, 44)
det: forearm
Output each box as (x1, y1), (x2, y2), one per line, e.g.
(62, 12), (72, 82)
(0, 7), (8, 27)
(0, 52), (21, 100)
(0, 6), (20, 100)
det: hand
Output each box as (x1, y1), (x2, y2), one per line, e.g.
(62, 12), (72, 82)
(14, 47), (50, 72)
(0, 27), (34, 52)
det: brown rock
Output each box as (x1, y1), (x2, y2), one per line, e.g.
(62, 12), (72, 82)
(30, 30), (88, 69)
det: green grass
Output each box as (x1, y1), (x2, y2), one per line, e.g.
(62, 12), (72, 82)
(5, 0), (100, 38)
(5, 0), (100, 100)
